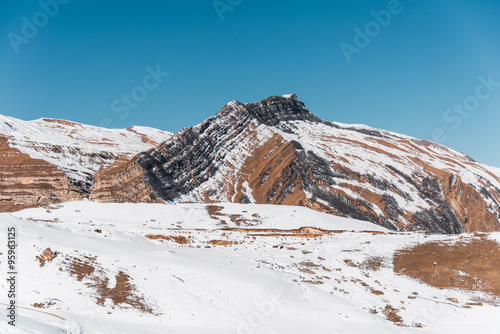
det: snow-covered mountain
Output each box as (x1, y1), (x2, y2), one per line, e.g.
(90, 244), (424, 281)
(2, 95), (500, 233)
(91, 95), (500, 233)
(1, 201), (498, 333)
(0, 114), (172, 211)
(2, 98), (500, 333)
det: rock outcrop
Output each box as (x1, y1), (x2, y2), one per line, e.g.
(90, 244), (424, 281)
(0, 135), (84, 212)
(42, 248), (55, 261)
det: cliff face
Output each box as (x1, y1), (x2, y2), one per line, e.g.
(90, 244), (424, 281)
(91, 95), (500, 233)
(0, 135), (84, 212)
(89, 156), (161, 204)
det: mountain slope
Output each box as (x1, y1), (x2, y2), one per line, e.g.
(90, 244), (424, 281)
(1, 201), (499, 333)
(91, 95), (500, 233)
(0, 114), (172, 211)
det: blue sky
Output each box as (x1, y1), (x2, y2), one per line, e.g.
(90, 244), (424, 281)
(1, 0), (500, 167)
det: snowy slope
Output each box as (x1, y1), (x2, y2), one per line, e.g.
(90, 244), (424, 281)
(274, 118), (500, 227)
(1, 201), (499, 333)
(0, 114), (172, 189)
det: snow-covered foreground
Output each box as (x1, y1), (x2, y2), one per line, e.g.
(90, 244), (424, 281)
(0, 201), (499, 333)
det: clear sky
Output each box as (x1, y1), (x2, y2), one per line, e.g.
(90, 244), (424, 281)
(1, 0), (499, 167)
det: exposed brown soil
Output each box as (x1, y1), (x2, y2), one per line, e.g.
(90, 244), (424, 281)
(221, 226), (349, 238)
(299, 261), (320, 268)
(207, 239), (239, 246)
(299, 268), (316, 274)
(351, 278), (385, 295)
(32, 303), (46, 309)
(370, 288), (384, 295)
(344, 260), (358, 267)
(228, 213), (261, 226)
(61, 255), (154, 313)
(360, 256), (385, 271)
(206, 205), (224, 220)
(96, 271), (154, 314)
(393, 237), (500, 297)
(205, 205), (261, 226)
(383, 305), (404, 325)
(66, 255), (97, 281)
(302, 279), (324, 285)
(145, 234), (190, 244)
(297, 261), (329, 276)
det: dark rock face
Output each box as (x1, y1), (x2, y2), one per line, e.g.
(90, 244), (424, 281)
(90, 95), (500, 234)
(134, 95), (323, 201)
(137, 114), (248, 201)
(220, 95), (321, 127)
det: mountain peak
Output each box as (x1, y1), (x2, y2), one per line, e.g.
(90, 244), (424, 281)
(216, 94), (318, 126)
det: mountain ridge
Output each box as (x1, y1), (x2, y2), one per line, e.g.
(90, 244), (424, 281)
(90, 95), (500, 233)
(2, 95), (500, 233)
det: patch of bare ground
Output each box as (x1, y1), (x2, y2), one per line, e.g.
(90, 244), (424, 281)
(393, 236), (500, 299)
(35, 248), (56, 267)
(206, 205), (224, 220)
(344, 259), (358, 267)
(145, 234), (190, 244)
(351, 278), (384, 295)
(66, 255), (97, 281)
(222, 226), (345, 238)
(370, 288), (384, 295)
(32, 303), (46, 309)
(360, 256), (385, 271)
(95, 271), (154, 314)
(61, 255), (156, 314)
(207, 240), (239, 246)
(228, 214), (261, 226)
(302, 279), (324, 285)
(382, 305), (405, 326)
(299, 268), (316, 274)
(206, 205), (262, 226)
(299, 261), (319, 267)
(229, 214), (246, 225)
